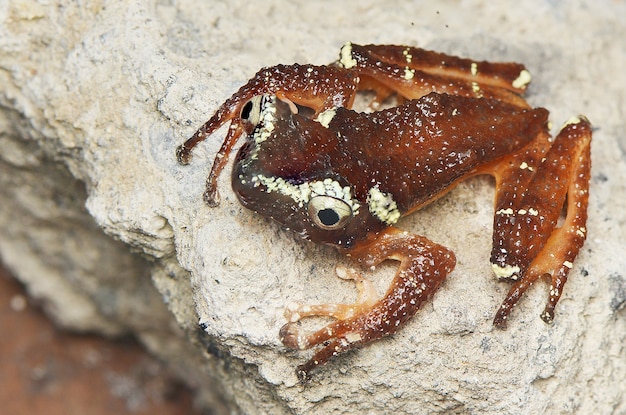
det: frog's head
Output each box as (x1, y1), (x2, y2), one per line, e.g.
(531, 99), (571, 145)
(177, 64), (358, 207)
(231, 95), (385, 249)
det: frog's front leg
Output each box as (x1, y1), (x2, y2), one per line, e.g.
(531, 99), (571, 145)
(283, 266), (379, 323)
(488, 117), (592, 327)
(279, 228), (455, 381)
(176, 64), (359, 205)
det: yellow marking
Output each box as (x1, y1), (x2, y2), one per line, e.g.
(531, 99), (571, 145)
(402, 48), (413, 63)
(251, 175), (360, 214)
(491, 263), (521, 279)
(314, 108), (336, 128)
(496, 208), (514, 215)
(470, 62), (478, 76)
(471, 81), (483, 97)
(253, 97), (277, 145)
(519, 161), (535, 171)
(339, 42), (357, 69)
(243, 97), (277, 163)
(512, 69), (532, 89)
(404, 67), (415, 80)
(367, 186), (401, 224)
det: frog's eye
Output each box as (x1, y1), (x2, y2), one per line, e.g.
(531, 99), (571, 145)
(307, 196), (353, 230)
(240, 95), (264, 126)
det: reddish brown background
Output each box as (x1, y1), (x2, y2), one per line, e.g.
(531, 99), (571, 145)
(0, 263), (204, 415)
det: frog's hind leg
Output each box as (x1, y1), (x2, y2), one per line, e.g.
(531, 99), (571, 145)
(340, 43), (532, 107)
(280, 229), (455, 381)
(488, 116), (592, 327)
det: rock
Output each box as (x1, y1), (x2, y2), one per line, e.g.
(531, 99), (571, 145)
(1, 1), (625, 414)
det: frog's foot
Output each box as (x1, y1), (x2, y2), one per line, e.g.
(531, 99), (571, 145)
(283, 266), (378, 325)
(280, 229), (455, 382)
(279, 267), (381, 382)
(489, 117), (592, 327)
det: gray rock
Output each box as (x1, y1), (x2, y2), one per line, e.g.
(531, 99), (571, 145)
(1, 1), (625, 414)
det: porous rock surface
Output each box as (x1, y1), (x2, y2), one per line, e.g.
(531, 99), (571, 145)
(1, 1), (625, 414)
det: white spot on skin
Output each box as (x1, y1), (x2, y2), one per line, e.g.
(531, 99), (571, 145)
(314, 108), (336, 128)
(512, 69), (532, 89)
(367, 186), (401, 224)
(251, 175), (360, 215)
(239, 96), (279, 165)
(563, 261), (574, 269)
(491, 263), (521, 279)
(528, 208), (539, 216)
(519, 161), (535, 171)
(252, 96), (277, 146)
(404, 67), (415, 80)
(576, 227), (587, 237)
(471, 81), (483, 97)
(402, 48), (412, 63)
(339, 42), (357, 69)
(470, 62), (478, 76)
(496, 208), (514, 215)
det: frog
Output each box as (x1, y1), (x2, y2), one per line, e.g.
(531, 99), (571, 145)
(177, 43), (592, 381)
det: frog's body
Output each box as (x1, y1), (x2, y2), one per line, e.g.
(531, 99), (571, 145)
(177, 43), (592, 381)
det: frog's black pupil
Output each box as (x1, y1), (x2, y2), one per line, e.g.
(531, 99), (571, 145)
(318, 208), (340, 226)
(241, 101), (254, 120)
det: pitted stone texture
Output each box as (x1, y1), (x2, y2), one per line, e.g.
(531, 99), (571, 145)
(1, 1), (625, 414)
